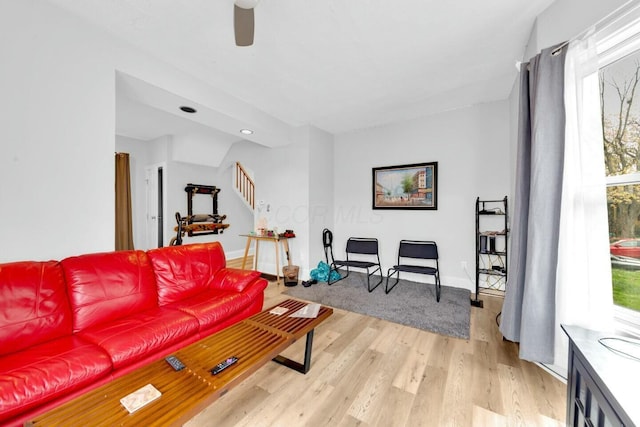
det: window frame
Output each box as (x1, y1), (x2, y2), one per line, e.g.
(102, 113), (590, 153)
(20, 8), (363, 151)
(605, 176), (640, 338)
(599, 18), (640, 339)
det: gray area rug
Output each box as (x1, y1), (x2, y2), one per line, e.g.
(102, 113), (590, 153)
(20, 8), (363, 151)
(283, 272), (470, 339)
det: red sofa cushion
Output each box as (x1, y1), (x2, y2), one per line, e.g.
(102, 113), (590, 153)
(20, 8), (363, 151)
(77, 307), (199, 369)
(147, 242), (226, 306)
(0, 261), (72, 356)
(0, 335), (111, 422)
(61, 250), (159, 333)
(165, 289), (252, 332)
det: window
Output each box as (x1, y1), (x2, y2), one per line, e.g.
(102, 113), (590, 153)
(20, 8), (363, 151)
(599, 27), (640, 337)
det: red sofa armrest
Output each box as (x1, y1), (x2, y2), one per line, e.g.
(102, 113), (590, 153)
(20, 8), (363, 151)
(212, 268), (265, 293)
(240, 276), (269, 301)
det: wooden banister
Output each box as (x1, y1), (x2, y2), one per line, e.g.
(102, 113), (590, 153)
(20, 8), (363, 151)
(235, 162), (255, 210)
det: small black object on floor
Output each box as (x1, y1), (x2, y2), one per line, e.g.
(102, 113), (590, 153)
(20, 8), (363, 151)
(301, 279), (317, 287)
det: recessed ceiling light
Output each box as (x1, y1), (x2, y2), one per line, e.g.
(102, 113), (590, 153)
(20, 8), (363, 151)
(240, 129), (254, 135)
(179, 106), (197, 113)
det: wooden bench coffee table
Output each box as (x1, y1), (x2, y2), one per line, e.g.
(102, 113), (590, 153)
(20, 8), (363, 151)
(28, 299), (332, 426)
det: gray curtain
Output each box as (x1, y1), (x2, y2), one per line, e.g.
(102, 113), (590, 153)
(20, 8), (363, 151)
(500, 45), (567, 363)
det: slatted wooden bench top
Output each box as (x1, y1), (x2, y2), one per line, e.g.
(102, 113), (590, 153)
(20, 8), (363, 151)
(28, 299), (332, 427)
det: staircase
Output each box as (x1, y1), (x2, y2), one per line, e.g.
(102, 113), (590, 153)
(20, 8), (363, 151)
(234, 162), (255, 211)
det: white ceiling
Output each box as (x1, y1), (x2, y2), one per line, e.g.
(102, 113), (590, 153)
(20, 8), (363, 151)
(48, 0), (557, 141)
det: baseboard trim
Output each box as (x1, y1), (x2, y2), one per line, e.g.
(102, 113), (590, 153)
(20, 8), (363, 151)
(226, 249), (251, 261)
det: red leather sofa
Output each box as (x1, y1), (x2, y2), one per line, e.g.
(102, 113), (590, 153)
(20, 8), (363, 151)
(0, 242), (267, 426)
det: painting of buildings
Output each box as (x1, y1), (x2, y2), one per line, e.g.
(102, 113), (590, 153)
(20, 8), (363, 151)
(372, 162), (437, 209)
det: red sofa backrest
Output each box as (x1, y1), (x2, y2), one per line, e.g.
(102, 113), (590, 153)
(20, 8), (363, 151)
(61, 250), (158, 333)
(0, 261), (72, 356)
(147, 242), (226, 306)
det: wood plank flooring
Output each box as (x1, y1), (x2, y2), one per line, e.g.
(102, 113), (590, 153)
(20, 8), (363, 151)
(226, 256), (252, 270)
(186, 266), (567, 427)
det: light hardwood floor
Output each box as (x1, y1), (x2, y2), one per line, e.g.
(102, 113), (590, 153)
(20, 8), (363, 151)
(187, 266), (567, 427)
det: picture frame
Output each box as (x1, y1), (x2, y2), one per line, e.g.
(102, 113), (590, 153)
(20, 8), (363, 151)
(372, 162), (438, 210)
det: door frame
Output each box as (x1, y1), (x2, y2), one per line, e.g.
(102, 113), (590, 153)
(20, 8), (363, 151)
(145, 162), (167, 249)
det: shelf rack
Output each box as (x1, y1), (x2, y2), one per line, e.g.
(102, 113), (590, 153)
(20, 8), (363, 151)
(472, 196), (508, 308)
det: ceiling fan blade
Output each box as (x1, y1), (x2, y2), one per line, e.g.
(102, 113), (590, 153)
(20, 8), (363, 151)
(234, 4), (255, 46)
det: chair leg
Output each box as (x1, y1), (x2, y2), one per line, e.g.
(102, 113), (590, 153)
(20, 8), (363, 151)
(385, 268), (400, 294)
(366, 266), (383, 292)
(328, 264), (348, 286)
(435, 272), (441, 302)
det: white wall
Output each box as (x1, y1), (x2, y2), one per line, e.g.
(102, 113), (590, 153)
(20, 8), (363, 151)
(308, 126), (335, 269)
(334, 101), (510, 291)
(521, 0), (628, 62)
(535, 0), (628, 52)
(0, 0), (291, 262)
(0, 0), (115, 261)
(170, 133), (235, 168)
(222, 137), (317, 277)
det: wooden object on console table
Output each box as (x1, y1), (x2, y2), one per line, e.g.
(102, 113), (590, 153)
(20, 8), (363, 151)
(240, 234), (293, 283)
(562, 324), (639, 427)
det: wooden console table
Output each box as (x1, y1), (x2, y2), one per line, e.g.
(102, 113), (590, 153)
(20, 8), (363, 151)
(240, 234), (293, 283)
(29, 299), (332, 427)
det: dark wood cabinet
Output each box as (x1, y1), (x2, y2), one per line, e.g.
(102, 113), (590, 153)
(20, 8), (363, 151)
(563, 325), (639, 427)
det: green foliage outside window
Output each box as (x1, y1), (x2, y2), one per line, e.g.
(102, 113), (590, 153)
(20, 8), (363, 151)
(612, 267), (640, 310)
(601, 58), (640, 314)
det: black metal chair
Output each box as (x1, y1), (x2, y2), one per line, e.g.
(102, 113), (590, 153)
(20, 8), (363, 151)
(322, 228), (383, 292)
(386, 240), (441, 302)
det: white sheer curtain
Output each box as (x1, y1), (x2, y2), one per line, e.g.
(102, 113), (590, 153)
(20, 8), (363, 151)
(554, 31), (614, 372)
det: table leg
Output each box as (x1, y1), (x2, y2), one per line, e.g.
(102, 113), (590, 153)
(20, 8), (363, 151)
(241, 237), (251, 270)
(282, 239), (291, 266)
(272, 329), (314, 374)
(254, 240), (260, 270)
(275, 240), (281, 284)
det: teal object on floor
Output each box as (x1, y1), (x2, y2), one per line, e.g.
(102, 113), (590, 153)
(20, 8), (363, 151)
(310, 261), (341, 282)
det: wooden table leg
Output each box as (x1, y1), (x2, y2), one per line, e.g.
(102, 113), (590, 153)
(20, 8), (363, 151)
(282, 239), (291, 266)
(241, 236), (251, 270)
(254, 240), (260, 270)
(275, 240), (281, 284)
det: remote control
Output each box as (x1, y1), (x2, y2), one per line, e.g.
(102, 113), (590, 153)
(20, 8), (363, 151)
(210, 356), (238, 375)
(165, 355), (185, 371)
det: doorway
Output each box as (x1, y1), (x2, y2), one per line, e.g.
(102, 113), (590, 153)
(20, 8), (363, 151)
(145, 163), (166, 249)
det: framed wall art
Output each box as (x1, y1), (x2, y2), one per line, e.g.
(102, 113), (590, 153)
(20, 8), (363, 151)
(372, 162), (438, 210)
